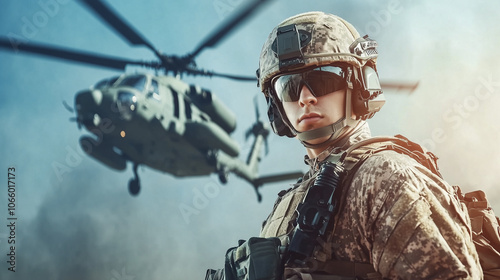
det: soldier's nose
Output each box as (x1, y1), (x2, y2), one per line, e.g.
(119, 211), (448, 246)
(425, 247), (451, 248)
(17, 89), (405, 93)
(298, 85), (317, 106)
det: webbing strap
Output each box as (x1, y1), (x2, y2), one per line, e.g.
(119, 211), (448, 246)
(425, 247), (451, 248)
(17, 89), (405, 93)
(339, 134), (441, 178)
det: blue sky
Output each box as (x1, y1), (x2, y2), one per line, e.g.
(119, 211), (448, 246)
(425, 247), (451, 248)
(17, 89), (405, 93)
(1, 0), (500, 279)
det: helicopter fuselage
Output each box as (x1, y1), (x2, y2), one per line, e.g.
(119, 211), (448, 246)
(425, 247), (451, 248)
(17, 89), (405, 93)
(76, 73), (240, 177)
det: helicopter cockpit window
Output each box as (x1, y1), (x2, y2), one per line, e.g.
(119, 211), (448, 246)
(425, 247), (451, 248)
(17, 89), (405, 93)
(147, 79), (161, 101)
(93, 76), (120, 89)
(116, 75), (147, 92)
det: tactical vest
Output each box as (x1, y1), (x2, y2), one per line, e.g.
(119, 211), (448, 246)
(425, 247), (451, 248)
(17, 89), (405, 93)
(261, 134), (500, 279)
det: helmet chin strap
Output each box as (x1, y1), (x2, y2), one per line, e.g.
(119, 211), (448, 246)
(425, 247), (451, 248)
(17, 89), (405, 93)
(296, 117), (351, 149)
(296, 119), (363, 149)
(295, 84), (359, 149)
(296, 117), (346, 143)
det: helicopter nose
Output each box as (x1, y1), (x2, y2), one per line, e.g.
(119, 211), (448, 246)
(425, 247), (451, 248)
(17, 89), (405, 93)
(75, 89), (103, 129)
(116, 90), (138, 120)
(75, 89), (103, 110)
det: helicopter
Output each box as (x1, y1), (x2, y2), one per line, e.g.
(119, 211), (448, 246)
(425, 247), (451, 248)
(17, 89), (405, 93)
(0, 0), (417, 201)
(0, 0), (307, 201)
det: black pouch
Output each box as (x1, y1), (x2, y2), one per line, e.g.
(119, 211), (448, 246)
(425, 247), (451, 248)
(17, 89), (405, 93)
(205, 268), (225, 280)
(224, 237), (282, 280)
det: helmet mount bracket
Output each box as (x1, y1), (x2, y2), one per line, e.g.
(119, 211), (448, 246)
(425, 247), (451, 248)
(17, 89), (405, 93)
(276, 24), (308, 71)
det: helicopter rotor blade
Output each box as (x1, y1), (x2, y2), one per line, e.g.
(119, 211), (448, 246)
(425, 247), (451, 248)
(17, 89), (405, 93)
(185, 67), (257, 82)
(252, 96), (269, 155)
(264, 137), (269, 155)
(0, 37), (152, 70)
(208, 71), (257, 82)
(62, 101), (75, 113)
(188, 0), (273, 60)
(253, 95), (260, 121)
(381, 81), (419, 93)
(245, 128), (252, 141)
(77, 0), (161, 57)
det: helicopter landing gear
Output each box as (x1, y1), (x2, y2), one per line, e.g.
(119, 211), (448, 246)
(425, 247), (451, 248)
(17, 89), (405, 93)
(128, 163), (141, 196)
(208, 150), (229, 185)
(253, 185), (263, 203)
(218, 167), (228, 185)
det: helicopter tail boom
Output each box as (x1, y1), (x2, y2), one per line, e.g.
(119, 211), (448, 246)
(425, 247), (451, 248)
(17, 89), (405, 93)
(215, 103), (303, 201)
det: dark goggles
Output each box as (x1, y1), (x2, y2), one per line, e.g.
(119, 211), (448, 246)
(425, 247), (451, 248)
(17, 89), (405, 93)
(272, 66), (347, 102)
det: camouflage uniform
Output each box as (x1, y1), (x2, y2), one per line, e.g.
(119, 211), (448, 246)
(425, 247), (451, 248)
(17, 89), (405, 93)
(260, 123), (483, 279)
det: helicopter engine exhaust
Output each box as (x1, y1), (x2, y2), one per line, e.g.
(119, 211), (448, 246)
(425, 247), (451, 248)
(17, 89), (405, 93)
(187, 85), (236, 134)
(184, 122), (240, 157)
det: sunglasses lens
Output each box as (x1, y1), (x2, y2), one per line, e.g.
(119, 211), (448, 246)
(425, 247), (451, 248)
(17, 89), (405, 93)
(273, 74), (301, 102)
(273, 66), (346, 102)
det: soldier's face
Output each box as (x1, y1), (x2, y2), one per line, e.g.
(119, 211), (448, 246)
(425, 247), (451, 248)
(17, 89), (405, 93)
(282, 85), (345, 139)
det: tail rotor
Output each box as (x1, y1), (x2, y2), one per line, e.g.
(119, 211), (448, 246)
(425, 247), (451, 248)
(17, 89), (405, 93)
(245, 96), (269, 154)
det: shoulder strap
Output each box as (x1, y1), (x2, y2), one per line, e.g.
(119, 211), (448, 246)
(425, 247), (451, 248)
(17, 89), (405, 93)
(330, 134), (442, 178)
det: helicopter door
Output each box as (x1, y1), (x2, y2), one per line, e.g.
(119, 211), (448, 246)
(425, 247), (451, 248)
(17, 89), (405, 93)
(170, 87), (180, 119)
(184, 98), (192, 120)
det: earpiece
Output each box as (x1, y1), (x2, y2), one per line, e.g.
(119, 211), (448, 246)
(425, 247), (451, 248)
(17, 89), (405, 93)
(266, 95), (295, 137)
(351, 65), (385, 120)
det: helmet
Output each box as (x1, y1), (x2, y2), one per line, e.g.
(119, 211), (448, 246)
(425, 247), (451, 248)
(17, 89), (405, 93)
(256, 12), (385, 147)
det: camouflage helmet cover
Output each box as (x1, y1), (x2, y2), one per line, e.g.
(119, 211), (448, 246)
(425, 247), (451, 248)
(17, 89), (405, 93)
(258, 11), (375, 93)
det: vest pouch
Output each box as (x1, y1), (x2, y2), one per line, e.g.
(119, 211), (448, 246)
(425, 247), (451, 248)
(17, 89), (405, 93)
(458, 189), (500, 280)
(225, 237), (282, 280)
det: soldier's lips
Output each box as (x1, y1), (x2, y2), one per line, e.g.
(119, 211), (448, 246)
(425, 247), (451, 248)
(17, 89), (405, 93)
(298, 113), (322, 125)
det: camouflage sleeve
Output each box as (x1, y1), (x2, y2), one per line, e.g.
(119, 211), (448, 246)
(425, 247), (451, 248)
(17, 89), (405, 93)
(337, 150), (483, 279)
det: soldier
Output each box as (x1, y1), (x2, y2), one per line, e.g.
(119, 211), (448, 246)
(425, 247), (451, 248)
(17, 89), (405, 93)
(206, 11), (483, 280)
